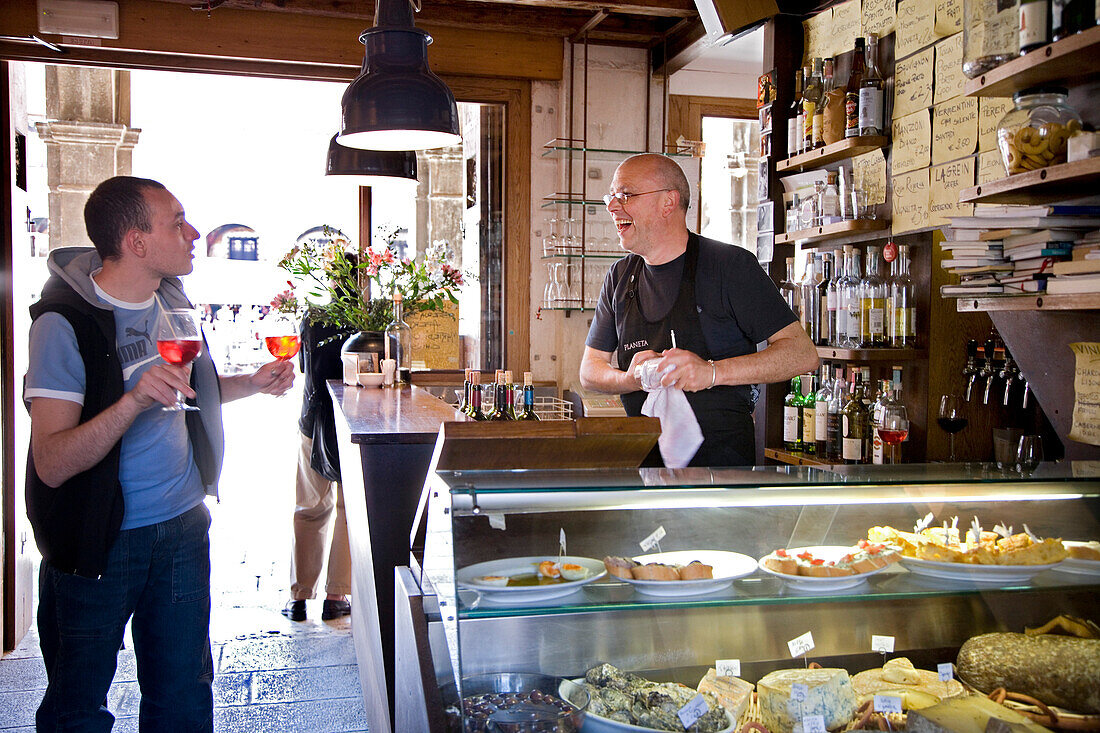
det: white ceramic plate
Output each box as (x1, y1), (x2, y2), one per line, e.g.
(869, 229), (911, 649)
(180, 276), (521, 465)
(455, 556), (606, 603)
(621, 550), (758, 597)
(1052, 541), (1100, 577)
(757, 546), (892, 592)
(562, 679), (735, 733)
(899, 556), (1059, 583)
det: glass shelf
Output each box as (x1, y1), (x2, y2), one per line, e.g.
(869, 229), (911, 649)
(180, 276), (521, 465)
(541, 252), (622, 260)
(541, 138), (694, 161)
(453, 566), (1096, 620)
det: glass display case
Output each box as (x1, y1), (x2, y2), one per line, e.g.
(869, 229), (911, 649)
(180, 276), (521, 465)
(400, 462), (1100, 731)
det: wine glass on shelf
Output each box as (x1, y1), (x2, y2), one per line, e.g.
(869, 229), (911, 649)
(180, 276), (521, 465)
(156, 308), (203, 412)
(1016, 435), (1043, 475)
(936, 394), (968, 462)
(879, 404), (909, 465)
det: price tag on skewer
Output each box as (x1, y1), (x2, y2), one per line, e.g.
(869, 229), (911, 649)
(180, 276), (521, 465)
(803, 715), (827, 733)
(938, 663), (954, 682)
(871, 635), (895, 654)
(678, 693), (709, 728)
(790, 683), (809, 703)
(788, 631), (815, 660)
(640, 525), (666, 553)
(874, 695), (903, 714)
(559, 528), (567, 560)
(716, 659), (741, 678)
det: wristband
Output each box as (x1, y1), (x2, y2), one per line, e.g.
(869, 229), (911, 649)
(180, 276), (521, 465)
(708, 359), (716, 389)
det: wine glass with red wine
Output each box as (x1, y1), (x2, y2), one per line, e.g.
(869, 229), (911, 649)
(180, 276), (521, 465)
(936, 394), (968, 462)
(156, 308), (203, 412)
(880, 404), (909, 464)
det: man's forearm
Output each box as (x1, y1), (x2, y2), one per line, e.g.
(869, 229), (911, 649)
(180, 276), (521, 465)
(716, 335), (819, 387)
(579, 358), (634, 395)
(32, 393), (143, 487)
(218, 373), (259, 403)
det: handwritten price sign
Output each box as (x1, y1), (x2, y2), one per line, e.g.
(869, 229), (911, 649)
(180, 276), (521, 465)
(716, 659), (741, 678)
(788, 632), (815, 659)
(678, 693), (709, 728)
(871, 635), (895, 654)
(639, 526), (666, 552)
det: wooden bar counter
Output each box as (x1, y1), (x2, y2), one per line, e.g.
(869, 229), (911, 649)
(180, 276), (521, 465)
(328, 380), (468, 733)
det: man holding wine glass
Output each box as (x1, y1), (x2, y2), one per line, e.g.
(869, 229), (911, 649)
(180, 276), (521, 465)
(23, 176), (294, 731)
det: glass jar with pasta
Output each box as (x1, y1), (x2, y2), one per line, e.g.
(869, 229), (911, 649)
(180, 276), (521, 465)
(996, 87), (1082, 175)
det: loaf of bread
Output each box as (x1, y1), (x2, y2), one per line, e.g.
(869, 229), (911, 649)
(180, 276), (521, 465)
(956, 632), (1100, 713)
(1067, 541), (1100, 561)
(631, 562), (680, 581)
(603, 556), (638, 579)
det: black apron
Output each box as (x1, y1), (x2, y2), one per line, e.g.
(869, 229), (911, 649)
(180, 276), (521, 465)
(615, 236), (756, 467)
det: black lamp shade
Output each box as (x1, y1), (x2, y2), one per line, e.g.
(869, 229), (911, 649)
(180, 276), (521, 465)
(338, 27), (461, 151)
(326, 134), (418, 186)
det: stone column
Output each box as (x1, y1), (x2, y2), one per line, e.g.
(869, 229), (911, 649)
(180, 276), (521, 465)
(34, 66), (140, 250)
(417, 146), (464, 265)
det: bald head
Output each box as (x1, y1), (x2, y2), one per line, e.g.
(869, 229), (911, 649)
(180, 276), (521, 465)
(619, 154), (691, 212)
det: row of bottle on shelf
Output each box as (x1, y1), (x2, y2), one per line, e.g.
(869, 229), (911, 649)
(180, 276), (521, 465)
(784, 170), (877, 232)
(780, 242), (916, 349)
(787, 33), (885, 156)
(782, 364), (908, 465)
(458, 369), (540, 421)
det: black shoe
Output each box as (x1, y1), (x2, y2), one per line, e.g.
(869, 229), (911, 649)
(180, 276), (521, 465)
(321, 599), (351, 620)
(281, 599), (306, 622)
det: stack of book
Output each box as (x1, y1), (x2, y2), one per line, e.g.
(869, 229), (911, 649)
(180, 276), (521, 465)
(941, 205), (1100, 297)
(1045, 229), (1100, 294)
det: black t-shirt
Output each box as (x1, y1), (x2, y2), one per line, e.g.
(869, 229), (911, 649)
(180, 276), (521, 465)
(585, 233), (798, 360)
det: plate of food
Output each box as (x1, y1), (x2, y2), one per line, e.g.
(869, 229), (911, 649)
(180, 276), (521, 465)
(757, 543), (899, 592)
(563, 663), (736, 733)
(456, 556), (606, 603)
(603, 550), (757, 597)
(1054, 541), (1100, 576)
(897, 556), (1059, 583)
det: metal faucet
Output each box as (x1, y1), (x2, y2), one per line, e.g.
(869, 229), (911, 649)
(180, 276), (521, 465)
(984, 342), (1005, 405)
(1000, 354), (1019, 407)
(963, 340), (980, 401)
(1020, 375), (1031, 409)
(975, 340), (996, 404)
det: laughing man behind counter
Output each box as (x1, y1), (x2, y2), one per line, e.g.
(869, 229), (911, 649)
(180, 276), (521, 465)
(579, 153), (820, 467)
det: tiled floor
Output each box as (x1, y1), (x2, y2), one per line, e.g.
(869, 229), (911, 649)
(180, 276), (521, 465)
(0, 384), (371, 732)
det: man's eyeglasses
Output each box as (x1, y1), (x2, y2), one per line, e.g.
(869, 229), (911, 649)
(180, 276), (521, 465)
(602, 188), (673, 207)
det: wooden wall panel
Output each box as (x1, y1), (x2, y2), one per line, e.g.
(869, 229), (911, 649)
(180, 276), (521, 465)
(0, 0), (562, 82)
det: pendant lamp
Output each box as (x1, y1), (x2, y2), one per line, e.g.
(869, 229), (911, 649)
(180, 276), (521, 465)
(337, 0), (461, 151)
(325, 134), (418, 186)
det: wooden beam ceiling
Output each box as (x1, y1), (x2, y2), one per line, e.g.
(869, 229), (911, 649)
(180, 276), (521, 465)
(149, 0), (700, 45)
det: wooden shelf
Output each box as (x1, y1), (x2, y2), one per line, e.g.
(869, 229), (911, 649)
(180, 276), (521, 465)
(964, 25), (1100, 98)
(764, 448), (831, 466)
(777, 136), (889, 173)
(955, 293), (1100, 311)
(776, 219), (889, 245)
(959, 157), (1100, 205)
(816, 346), (928, 361)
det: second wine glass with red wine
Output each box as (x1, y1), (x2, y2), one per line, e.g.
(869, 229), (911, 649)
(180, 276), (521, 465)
(880, 404), (909, 464)
(936, 394), (968, 462)
(156, 308), (203, 412)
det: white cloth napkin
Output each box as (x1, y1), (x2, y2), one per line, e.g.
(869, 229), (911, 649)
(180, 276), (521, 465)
(634, 359), (703, 468)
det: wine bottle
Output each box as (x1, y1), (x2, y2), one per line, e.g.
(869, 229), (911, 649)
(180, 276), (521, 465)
(487, 370), (508, 420)
(860, 245), (887, 348)
(503, 370), (518, 420)
(518, 371), (539, 420)
(817, 252), (833, 346)
(826, 366), (846, 462)
(814, 365), (831, 457)
(459, 368), (472, 414)
(468, 371), (487, 420)
(801, 372), (817, 454)
(845, 37), (867, 138)
(841, 372), (868, 464)
(844, 247), (863, 348)
(889, 244), (915, 348)
(788, 68), (804, 156)
(781, 257), (801, 319)
(858, 33), (884, 137)
(1020, 0), (1051, 53)
(803, 58), (824, 152)
(783, 375), (803, 452)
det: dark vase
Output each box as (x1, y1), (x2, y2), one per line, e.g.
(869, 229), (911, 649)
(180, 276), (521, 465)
(341, 330), (386, 372)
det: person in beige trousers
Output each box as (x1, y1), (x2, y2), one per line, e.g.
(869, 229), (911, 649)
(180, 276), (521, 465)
(283, 316), (352, 622)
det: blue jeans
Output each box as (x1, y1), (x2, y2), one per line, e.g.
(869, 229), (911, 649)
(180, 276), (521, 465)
(36, 502), (214, 732)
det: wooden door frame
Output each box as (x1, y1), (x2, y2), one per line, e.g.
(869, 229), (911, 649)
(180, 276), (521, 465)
(0, 59), (530, 648)
(667, 94), (757, 230)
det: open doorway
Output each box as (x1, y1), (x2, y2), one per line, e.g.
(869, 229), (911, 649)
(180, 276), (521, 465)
(6, 61), (506, 648)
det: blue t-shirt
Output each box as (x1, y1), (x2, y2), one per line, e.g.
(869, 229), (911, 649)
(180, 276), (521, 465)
(24, 281), (205, 530)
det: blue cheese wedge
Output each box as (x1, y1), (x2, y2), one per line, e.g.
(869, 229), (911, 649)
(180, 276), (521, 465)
(757, 668), (858, 733)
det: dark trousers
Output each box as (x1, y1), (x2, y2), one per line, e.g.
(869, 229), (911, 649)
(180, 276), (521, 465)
(36, 502), (214, 732)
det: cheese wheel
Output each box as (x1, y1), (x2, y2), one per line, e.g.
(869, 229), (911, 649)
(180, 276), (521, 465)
(757, 668), (858, 733)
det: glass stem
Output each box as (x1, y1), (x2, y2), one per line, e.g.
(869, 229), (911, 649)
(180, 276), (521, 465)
(949, 434), (956, 462)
